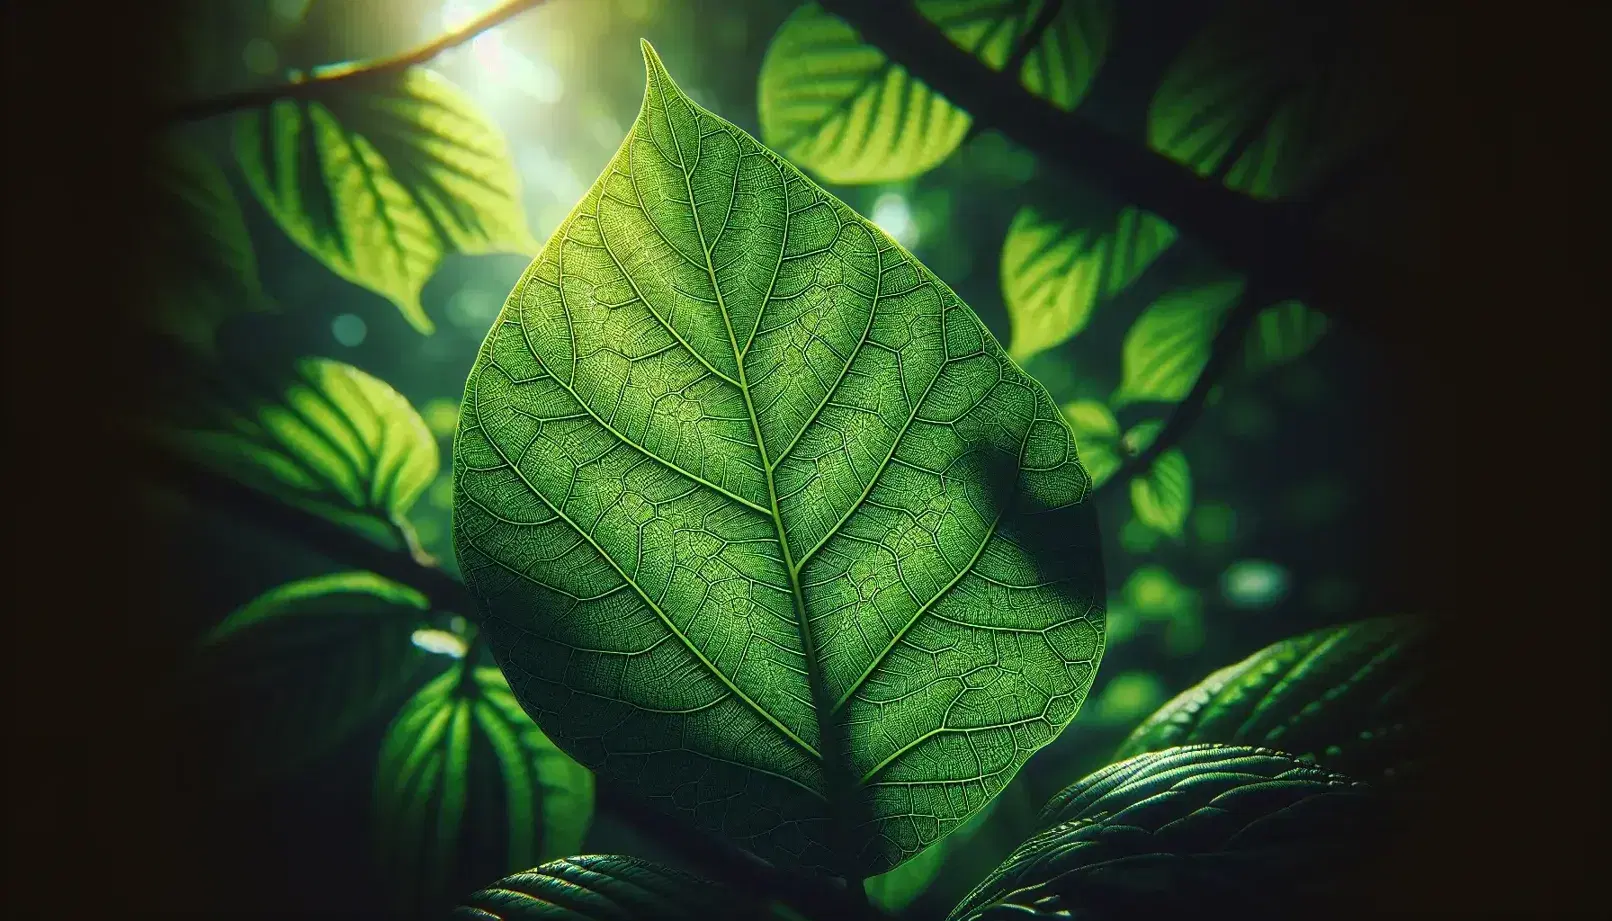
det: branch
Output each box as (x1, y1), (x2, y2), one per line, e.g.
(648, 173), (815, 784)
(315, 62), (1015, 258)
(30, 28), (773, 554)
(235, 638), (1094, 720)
(1098, 288), (1267, 493)
(160, 0), (553, 123)
(140, 448), (890, 921)
(818, 0), (1328, 313)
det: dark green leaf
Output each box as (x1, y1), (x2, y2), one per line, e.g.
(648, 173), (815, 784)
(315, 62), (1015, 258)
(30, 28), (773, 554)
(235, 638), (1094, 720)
(759, 0), (1113, 183)
(453, 856), (769, 920)
(234, 68), (539, 333)
(1112, 278), (1244, 406)
(949, 745), (1384, 921)
(150, 139), (268, 353)
(1245, 299), (1329, 371)
(454, 43), (1105, 877)
(871, 780), (1043, 915)
(1147, 0), (1386, 200)
(1002, 202), (1176, 362)
(376, 664), (594, 913)
(1115, 617), (1427, 782)
(160, 357), (439, 549)
(196, 571), (430, 784)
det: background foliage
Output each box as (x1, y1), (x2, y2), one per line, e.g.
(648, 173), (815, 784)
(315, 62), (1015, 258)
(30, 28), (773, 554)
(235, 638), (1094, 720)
(141, 0), (1412, 917)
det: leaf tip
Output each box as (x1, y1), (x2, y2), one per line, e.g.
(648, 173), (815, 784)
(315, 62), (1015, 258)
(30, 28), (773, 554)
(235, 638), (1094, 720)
(639, 37), (668, 81)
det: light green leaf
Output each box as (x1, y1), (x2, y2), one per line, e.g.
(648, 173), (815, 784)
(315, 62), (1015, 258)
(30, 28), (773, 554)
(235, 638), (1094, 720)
(1059, 399), (1120, 487)
(759, 0), (1113, 184)
(377, 665), (594, 913)
(150, 139), (268, 353)
(949, 744), (1384, 920)
(1148, 0), (1384, 200)
(453, 856), (769, 920)
(1113, 278), (1245, 406)
(196, 571), (429, 783)
(1245, 299), (1329, 371)
(162, 357), (439, 548)
(1002, 202), (1176, 362)
(454, 43), (1106, 878)
(234, 68), (539, 333)
(1129, 449), (1191, 537)
(1116, 617), (1427, 783)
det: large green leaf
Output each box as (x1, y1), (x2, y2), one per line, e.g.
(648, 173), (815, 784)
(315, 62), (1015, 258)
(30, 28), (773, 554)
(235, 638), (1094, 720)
(454, 43), (1105, 878)
(376, 664), (594, 913)
(196, 571), (431, 784)
(150, 139), (268, 353)
(1002, 202), (1176, 362)
(868, 780), (1042, 914)
(234, 68), (539, 333)
(1112, 278), (1245, 406)
(161, 357), (439, 549)
(948, 744), (1384, 920)
(759, 1), (1113, 184)
(1148, 0), (1384, 200)
(1115, 617), (1427, 782)
(453, 856), (769, 920)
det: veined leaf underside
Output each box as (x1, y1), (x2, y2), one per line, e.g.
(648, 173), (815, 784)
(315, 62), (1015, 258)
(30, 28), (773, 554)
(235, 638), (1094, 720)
(454, 43), (1104, 876)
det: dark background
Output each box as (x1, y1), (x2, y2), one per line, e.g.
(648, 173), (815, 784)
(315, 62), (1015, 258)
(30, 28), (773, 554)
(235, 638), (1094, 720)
(5, 1), (1601, 916)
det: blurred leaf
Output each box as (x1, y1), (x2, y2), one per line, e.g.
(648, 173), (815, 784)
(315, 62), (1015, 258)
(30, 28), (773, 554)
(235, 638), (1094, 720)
(160, 357), (439, 549)
(1060, 400), (1120, 486)
(377, 664), (595, 913)
(1087, 670), (1169, 729)
(452, 856), (769, 920)
(1129, 449), (1192, 537)
(149, 139), (269, 353)
(234, 68), (539, 333)
(197, 571), (430, 784)
(759, 0), (1112, 183)
(949, 745), (1384, 920)
(1147, 0), (1386, 200)
(1113, 278), (1244, 406)
(1245, 299), (1329, 371)
(454, 42), (1106, 878)
(1116, 617), (1428, 783)
(1120, 565), (1194, 618)
(1002, 202), (1176, 362)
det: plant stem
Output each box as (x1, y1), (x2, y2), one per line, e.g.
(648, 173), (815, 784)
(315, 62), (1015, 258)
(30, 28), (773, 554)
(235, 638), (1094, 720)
(160, 0), (555, 123)
(817, 0), (1355, 327)
(1096, 288), (1268, 494)
(142, 448), (893, 921)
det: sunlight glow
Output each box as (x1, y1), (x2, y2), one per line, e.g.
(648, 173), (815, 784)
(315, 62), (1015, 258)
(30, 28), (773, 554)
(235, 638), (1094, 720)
(411, 628), (469, 658)
(440, 0), (563, 104)
(871, 193), (919, 249)
(1221, 559), (1290, 609)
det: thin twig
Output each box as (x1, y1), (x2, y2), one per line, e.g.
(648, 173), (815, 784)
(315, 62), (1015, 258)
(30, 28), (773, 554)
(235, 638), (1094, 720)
(818, 0), (1358, 328)
(1098, 288), (1268, 494)
(160, 0), (554, 123)
(140, 447), (891, 921)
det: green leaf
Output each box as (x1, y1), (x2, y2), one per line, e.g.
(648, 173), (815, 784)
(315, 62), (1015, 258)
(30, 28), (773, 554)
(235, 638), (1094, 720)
(1059, 400), (1119, 487)
(376, 664), (594, 913)
(1115, 617), (1427, 782)
(1148, 0), (1385, 200)
(234, 68), (539, 333)
(453, 856), (769, 920)
(1128, 449), (1191, 537)
(759, 1), (1113, 184)
(162, 357), (439, 548)
(196, 571), (430, 783)
(867, 780), (1043, 914)
(948, 744), (1384, 921)
(1245, 299), (1329, 371)
(150, 139), (268, 353)
(1002, 202), (1176, 362)
(1112, 278), (1245, 406)
(454, 42), (1106, 878)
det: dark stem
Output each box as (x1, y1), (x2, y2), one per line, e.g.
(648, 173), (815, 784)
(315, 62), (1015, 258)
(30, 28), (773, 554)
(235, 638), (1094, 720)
(817, 0), (1367, 331)
(1097, 289), (1268, 494)
(961, 0), (1065, 144)
(159, 0), (554, 123)
(141, 449), (892, 921)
